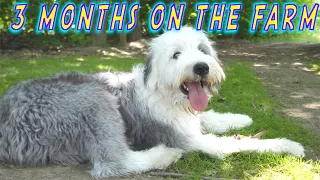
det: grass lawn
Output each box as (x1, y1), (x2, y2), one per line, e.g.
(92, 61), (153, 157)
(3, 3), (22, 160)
(307, 60), (320, 76)
(252, 32), (320, 44)
(0, 56), (319, 179)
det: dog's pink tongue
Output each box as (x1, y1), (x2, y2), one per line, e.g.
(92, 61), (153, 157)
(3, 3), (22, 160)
(186, 82), (208, 111)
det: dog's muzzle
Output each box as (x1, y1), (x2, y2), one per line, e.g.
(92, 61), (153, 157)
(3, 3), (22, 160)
(179, 62), (224, 112)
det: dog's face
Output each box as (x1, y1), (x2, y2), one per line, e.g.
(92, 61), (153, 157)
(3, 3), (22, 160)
(143, 27), (225, 112)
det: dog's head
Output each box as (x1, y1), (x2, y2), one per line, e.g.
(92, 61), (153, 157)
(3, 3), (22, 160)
(143, 27), (225, 112)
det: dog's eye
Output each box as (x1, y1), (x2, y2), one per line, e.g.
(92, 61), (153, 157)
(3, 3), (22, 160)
(198, 47), (207, 55)
(198, 44), (208, 55)
(173, 52), (181, 59)
(199, 48), (206, 54)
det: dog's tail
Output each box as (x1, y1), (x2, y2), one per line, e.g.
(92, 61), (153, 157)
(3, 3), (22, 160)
(0, 97), (7, 163)
(0, 134), (7, 163)
(0, 131), (3, 162)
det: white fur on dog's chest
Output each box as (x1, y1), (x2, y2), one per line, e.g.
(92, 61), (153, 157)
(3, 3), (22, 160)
(175, 114), (202, 135)
(153, 105), (203, 136)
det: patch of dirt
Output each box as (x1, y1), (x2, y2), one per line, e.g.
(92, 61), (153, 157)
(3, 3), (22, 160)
(0, 39), (149, 59)
(0, 164), (164, 180)
(216, 40), (320, 159)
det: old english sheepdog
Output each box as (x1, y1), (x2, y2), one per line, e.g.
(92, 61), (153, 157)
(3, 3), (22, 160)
(0, 27), (304, 177)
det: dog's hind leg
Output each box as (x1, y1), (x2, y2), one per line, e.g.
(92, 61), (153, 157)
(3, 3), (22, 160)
(199, 110), (253, 134)
(186, 134), (305, 159)
(87, 100), (183, 177)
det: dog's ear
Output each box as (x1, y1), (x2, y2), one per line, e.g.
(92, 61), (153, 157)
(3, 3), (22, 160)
(143, 53), (153, 85)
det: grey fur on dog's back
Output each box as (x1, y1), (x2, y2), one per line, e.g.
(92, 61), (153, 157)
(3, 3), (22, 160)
(0, 73), (127, 166)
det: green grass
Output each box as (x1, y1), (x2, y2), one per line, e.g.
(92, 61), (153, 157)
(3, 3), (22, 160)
(0, 57), (319, 179)
(251, 32), (320, 44)
(0, 56), (144, 95)
(307, 60), (320, 76)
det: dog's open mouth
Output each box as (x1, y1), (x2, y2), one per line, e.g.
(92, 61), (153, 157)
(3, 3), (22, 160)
(180, 80), (208, 111)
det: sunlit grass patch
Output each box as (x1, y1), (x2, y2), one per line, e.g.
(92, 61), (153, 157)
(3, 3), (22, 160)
(170, 153), (320, 179)
(250, 157), (320, 180)
(307, 60), (320, 76)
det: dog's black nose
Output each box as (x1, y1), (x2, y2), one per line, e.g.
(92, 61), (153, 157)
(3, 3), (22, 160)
(193, 62), (209, 77)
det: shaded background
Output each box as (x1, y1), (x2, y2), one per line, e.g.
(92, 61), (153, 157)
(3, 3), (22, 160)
(0, 0), (319, 51)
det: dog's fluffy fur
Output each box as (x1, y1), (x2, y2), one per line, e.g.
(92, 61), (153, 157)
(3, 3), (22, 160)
(0, 27), (305, 177)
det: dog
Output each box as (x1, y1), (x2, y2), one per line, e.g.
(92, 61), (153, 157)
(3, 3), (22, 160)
(0, 27), (305, 177)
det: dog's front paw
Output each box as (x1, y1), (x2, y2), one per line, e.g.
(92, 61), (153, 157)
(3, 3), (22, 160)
(207, 148), (233, 159)
(201, 111), (253, 134)
(152, 145), (184, 169)
(228, 114), (253, 130)
(277, 138), (305, 157)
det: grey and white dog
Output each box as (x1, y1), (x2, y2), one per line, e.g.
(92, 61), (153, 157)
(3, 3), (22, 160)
(0, 27), (304, 177)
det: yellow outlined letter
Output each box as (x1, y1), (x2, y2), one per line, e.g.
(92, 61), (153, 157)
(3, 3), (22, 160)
(77, 4), (95, 31)
(251, 4), (267, 31)
(60, 4), (75, 31)
(38, 3), (58, 31)
(282, 4), (297, 31)
(264, 4), (279, 31)
(167, 3), (186, 30)
(10, 3), (28, 32)
(209, 4), (226, 31)
(299, 4), (319, 31)
(127, 3), (140, 31)
(97, 4), (110, 31)
(150, 3), (165, 31)
(110, 3), (127, 31)
(196, 3), (209, 30)
(226, 4), (242, 31)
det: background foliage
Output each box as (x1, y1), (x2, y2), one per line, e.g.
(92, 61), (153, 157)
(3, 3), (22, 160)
(0, 0), (319, 50)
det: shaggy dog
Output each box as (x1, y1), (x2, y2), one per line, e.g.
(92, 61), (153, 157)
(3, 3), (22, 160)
(0, 27), (304, 177)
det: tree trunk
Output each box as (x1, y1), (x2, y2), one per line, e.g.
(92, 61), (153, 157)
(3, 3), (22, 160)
(91, 0), (107, 45)
(118, 0), (128, 47)
(119, 30), (128, 47)
(92, 30), (108, 46)
(127, 0), (142, 42)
